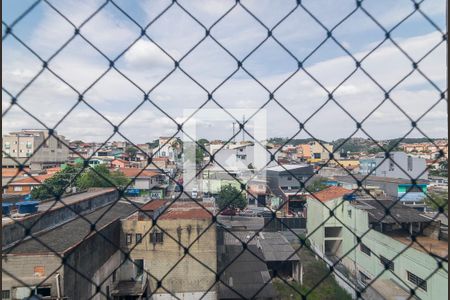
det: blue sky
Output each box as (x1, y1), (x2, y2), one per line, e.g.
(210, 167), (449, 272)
(2, 0), (447, 144)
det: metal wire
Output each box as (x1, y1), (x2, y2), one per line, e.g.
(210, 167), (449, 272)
(2, 0), (447, 299)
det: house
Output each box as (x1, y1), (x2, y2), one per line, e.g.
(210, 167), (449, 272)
(334, 175), (429, 209)
(307, 186), (448, 300)
(266, 164), (315, 215)
(4, 173), (53, 195)
(152, 137), (178, 162)
(309, 141), (333, 163)
(359, 151), (428, 180)
(120, 201), (217, 299)
(116, 168), (160, 192)
(2, 129), (70, 172)
(111, 159), (130, 169)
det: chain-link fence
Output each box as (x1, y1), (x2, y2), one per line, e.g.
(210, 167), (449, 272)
(2, 0), (448, 299)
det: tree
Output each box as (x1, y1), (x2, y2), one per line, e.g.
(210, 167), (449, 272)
(77, 164), (130, 189)
(425, 191), (448, 213)
(217, 184), (247, 211)
(31, 165), (82, 200)
(125, 146), (138, 159)
(308, 177), (329, 193)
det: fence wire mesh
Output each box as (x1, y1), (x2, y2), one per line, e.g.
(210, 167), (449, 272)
(2, 0), (448, 299)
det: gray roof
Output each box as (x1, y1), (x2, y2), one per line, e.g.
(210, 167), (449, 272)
(6, 201), (139, 254)
(334, 175), (428, 185)
(266, 164), (309, 172)
(217, 215), (265, 231)
(223, 231), (257, 246)
(258, 232), (299, 262)
(354, 200), (432, 224)
(219, 245), (278, 299)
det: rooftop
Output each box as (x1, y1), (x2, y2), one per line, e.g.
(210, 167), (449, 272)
(218, 244), (278, 299)
(390, 234), (448, 258)
(334, 174), (429, 185)
(307, 186), (352, 202)
(258, 232), (299, 262)
(353, 199), (432, 224)
(117, 168), (159, 178)
(266, 164), (309, 172)
(8, 174), (54, 185)
(5, 200), (138, 254)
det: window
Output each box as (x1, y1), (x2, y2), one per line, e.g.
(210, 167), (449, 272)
(134, 259), (144, 280)
(407, 156), (413, 171)
(34, 287), (51, 297)
(407, 271), (427, 291)
(347, 209), (352, 218)
(13, 186), (23, 192)
(26, 142), (32, 149)
(125, 233), (133, 245)
(287, 176), (292, 181)
(112, 270), (116, 282)
(150, 231), (164, 244)
(136, 233), (142, 244)
(358, 271), (370, 285)
(1, 290), (10, 299)
(389, 160), (395, 171)
(360, 243), (371, 256)
(4, 143), (10, 149)
(380, 256), (394, 271)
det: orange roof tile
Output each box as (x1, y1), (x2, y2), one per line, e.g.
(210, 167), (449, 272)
(10, 174), (54, 185)
(2, 168), (30, 177)
(308, 186), (352, 202)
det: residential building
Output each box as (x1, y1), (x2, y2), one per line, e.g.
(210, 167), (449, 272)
(307, 186), (448, 300)
(2, 129), (70, 171)
(4, 174), (53, 195)
(334, 175), (429, 209)
(266, 164), (315, 215)
(309, 141), (333, 163)
(359, 151), (428, 180)
(121, 201), (217, 299)
(153, 137), (178, 162)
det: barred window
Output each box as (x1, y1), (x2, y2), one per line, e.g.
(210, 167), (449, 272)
(1, 290), (10, 300)
(360, 243), (371, 256)
(150, 231), (164, 244)
(407, 271), (427, 292)
(380, 256), (394, 271)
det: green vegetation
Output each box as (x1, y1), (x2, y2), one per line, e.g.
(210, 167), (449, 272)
(216, 184), (247, 211)
(273, 238), (352, 300)
(307, 177), (329, 193)
(125, 146), (138, 158)
(425, 191), (448, 213)
(31, 164), (130, 200)
(31, 165), (81, 200)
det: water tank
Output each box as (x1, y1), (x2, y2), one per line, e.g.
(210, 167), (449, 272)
(2, 203), (13, 216)
(343, 194), (356, 201)
(16, 201), (39, 214)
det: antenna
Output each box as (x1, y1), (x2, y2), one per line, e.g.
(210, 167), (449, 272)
(242, 115), (245, 142)
(232, 122), (236, 143)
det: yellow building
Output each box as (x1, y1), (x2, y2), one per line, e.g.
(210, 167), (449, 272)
(121, 201), (217, 299)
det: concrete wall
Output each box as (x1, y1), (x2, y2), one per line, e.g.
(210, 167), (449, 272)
(1, 254), (63, 298)
(307, 198), (448, 300)
(63, 220), (121, 299)
(2, 190), (118, 247)
(91, 251), (121, 300)
(121, 217), (217, 296)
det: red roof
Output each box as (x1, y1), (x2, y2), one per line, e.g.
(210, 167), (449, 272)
(141, 200), (167, 211)
(2, 168), (30, 177)
(308, 186), (352, 202)
(10, 174), (54, 185)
